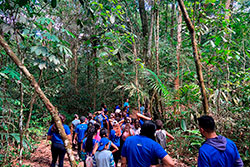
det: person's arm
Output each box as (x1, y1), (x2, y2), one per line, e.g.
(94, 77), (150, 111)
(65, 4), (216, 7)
(165, 131), (174, 143)
(121, 156), (127, 167)
(102, 112), (107, 120)
(162, 154), (174, 167)
(74, 132), (77, 144)
(110, 142), (119, 153)
(119, 119), (125, 126)
(136, 113), (152, 120)
(70, 123), (74, 134)
(92, 142), (98, 155)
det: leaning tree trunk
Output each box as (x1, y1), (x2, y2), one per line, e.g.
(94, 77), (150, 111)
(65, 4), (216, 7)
(0, 35), (77, 167)
(177, 0), (209, 114)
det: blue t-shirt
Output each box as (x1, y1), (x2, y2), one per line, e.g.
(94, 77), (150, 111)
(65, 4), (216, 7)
(124, 102), (129, 107)
(109, 129), (121, 147)
(75, 123), (88, 142)
(47, 124), (71, 145)
(139, 119), (144, 126)
(198, 138), (242, 167)
(121, 135), (168, 167)
(95, 114), (107, 128)
(82, 138), (99, 155)
(124, 102), (129, 112)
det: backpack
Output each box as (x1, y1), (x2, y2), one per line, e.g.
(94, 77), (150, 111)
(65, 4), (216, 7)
(85, 155), (93, 167)
(155, 130), (167, 149)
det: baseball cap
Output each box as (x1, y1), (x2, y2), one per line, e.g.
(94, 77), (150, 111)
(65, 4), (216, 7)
(115, 109), (121, 114)
(97, 137), (110, 151)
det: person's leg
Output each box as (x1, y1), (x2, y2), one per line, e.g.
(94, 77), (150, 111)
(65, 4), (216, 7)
(51, 143), (59, 167)
(58, 143), (66, 167)
(72, 131), (76, 149)
(112, 147), (120, 165)
(77, 142), (82, 159)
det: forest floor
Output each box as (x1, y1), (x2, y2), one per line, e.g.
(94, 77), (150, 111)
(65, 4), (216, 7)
(22, 140), (188, 167)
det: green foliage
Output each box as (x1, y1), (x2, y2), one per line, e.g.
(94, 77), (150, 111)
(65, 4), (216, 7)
(0, 0), (250, 166)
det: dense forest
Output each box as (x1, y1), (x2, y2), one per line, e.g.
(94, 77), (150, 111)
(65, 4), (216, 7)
(0, 0), (249, 166)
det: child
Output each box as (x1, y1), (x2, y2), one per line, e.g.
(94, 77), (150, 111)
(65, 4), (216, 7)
(93, 138), (115, 167)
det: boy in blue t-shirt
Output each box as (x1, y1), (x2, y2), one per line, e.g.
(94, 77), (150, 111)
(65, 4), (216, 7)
(74, 116), (88, 159)
(93, 137), (115, 167)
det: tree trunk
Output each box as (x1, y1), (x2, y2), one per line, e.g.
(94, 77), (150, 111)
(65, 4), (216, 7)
(19, 65), (24, 167)
(138, 0), (149, 64)
(93, 39), (98, 111)
(147, 0), (155, 66)
(25, 69), (43, 136)
(170, 0), (175, 42)
(165, 0), (169, 35)
(224, 0), (231, 111)
(177, 0), (209, 115)
(72, 43), (79, 94)
(174, 5), (182, 115)
(155, 1), (164, 118)
(0, 35), (77, 167)
(134, 42), (140, 111)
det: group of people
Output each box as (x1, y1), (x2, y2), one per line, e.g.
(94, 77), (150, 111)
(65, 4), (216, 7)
(47, 99), (244, 167)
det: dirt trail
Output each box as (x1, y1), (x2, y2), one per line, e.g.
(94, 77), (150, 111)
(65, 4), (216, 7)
(23, 140), (187, 167)
(23, 140), (78, 167)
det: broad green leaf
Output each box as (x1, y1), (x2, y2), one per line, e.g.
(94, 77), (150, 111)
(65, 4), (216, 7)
(51, 0), (57, 8)
(181, 119), (187, 131)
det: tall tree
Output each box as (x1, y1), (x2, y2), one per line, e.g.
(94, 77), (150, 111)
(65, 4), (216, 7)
(174, 5), (182, 114)
(177, 0), (209, 114)
(138, 0), (149, 64)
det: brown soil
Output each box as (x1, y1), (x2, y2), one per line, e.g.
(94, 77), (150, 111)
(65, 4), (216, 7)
(22, 140), (188, 167)
(23, 140), (79, 167)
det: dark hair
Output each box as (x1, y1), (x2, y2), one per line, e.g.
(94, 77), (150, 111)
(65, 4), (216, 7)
(80, 116), (86, 123)
(140, 120), (156, 140)
(101, 103), (105, 108)
(88, 122), (94, 128)
(85, 126), (96, 153)
(100, 128), (108, 137)
(94, 123), (100, 130)
(198, 115), (216, 133)
(74, 114), (79, 119)
(88, 113), (93, 120)
(51, 114), (66, 133)
(155, 119), (163, 129)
